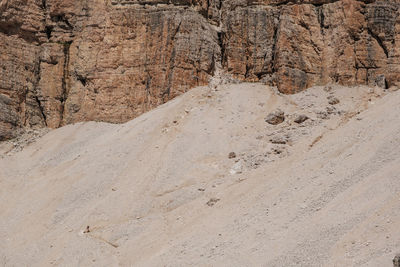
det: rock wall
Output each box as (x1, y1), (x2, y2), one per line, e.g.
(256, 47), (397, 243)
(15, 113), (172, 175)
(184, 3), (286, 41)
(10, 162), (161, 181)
(1, 0), (400, 139)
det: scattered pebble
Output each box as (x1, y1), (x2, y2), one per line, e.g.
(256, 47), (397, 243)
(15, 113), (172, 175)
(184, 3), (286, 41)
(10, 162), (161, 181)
(206, 198), (220, 207)
(265, 109), (285, 125)
(270, 135), (289, 144)
(394, 254), (400, 267)
(83, 226), (90, 233)
(228, 152), (236, 159)
(294, 114), (309, 124)
(328, 96), (340, 105)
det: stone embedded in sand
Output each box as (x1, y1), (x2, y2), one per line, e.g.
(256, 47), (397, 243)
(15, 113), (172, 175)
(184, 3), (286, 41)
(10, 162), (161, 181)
(228, 152), (236, 159)
(206, 198), (220, 207)
(328, 96), (340, 105)
(316, 111), (329, 120)
(394, 254), (400, 267)
(265, 110), (285, 125)
(294, 115), (309, 124)
(83, 226), (90, 233)
(326, 106), (336, 115)
(270, 135), (288, 144)
(230, 161), (243, 175)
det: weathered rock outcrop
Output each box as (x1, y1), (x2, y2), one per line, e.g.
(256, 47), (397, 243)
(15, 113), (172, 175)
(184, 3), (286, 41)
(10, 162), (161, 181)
(1, 0), (400, 139)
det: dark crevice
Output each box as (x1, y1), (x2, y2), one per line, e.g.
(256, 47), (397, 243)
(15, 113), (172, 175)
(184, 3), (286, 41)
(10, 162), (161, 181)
(245, 64), (251, 78)
(256, 71), (268, 80)
(164, 47), (176, 100)
(269, 11), (281, 74)
(34, 95), (48, 127)
(76, 73), (87, 86)
(0, 22), (38, 43)
(60, 41), (72, 124)
(163, 22), (180, 101)
(52, 14), (73, 30)
(266, 0), (340, 7)
(205, 0), (210, 20)
(145, 75), (152, 95)
(171, 20), (182, 41)
(45, 25), (53, 39)
(209, 53), (216, 76)
(217, 32), (225, 67)
(32, 58), (47, 127)
(111, 0), (191, 7)
(317, 6), (327, 35)
(42, 0), (47, 9)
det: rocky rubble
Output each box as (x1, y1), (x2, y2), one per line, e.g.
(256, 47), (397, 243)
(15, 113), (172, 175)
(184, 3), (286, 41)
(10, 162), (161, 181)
(1, 0), (400, 140)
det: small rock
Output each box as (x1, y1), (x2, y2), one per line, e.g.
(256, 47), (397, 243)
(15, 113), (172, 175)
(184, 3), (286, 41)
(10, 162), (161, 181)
(272, 147), (283, 155)
(394, 254), (400, 267)
(228, 152), (236, 159)
(326, 106), (336, 114)
(198, 188), (205, 192)
(294, 114), (309, 124)
(316, 111), (329, 119)
(83, 226), (90, 233)
(270, 135), (288, 144)
(230, 161), (243, 174)
(206, 198), (220, 207)
(265, 109), (285, 125)
(328, 96), (340, 105)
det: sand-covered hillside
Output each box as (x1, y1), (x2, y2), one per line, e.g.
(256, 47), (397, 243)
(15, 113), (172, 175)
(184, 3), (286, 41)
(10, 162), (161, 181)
(1, 83), (399, 266)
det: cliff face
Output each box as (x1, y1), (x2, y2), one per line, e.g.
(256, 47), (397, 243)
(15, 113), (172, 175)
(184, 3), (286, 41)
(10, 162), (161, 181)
(1, 0), (400, 139)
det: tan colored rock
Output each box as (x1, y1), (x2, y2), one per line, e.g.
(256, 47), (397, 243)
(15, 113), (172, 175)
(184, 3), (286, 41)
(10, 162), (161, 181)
(1, 0), (400, 139)
(63, 6), (220, 124)
(265, 109), (285, 125)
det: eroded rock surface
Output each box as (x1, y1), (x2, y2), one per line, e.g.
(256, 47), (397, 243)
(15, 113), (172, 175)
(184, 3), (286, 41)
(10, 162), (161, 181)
(1, 0), (400, 139)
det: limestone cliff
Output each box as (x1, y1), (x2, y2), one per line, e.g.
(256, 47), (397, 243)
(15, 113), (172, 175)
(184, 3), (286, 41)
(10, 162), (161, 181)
(1, 0), (400, 139)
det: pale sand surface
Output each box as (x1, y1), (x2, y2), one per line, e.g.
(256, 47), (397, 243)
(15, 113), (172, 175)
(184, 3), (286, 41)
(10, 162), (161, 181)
(0, 83), (399, 266)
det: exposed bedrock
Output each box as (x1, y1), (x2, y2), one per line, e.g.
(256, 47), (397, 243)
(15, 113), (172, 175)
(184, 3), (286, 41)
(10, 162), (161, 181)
(1, 0), (400, 139)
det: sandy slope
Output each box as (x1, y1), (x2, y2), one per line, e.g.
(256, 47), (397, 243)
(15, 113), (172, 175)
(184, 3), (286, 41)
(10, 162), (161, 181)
(0, 83), (399, 266)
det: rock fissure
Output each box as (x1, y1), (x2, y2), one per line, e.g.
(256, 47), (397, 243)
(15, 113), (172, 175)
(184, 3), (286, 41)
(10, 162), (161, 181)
(34, 95), (48, 127)
(60, 41), (72, 125)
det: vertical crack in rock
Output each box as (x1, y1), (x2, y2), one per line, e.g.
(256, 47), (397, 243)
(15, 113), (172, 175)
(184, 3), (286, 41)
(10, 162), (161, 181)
(33, 59), (47, 127)
(34, 95), (48, 127)
(317, 5), (325, 35)
(163, 20), (181, 101)
(270, 9), (282, 76)
(60, 41), (72, 125)
(45, 26), (53, 40)
(218, 31), (225, 67)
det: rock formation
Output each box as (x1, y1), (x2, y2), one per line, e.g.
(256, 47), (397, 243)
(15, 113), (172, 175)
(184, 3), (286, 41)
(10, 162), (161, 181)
(1, 0), (400, 140)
